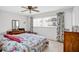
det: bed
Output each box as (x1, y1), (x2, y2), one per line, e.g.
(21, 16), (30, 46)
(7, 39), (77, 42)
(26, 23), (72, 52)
(0, 33), (49, 52)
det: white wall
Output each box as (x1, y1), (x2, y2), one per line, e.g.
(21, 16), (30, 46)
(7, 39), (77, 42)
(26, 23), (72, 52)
(72, 7), (79, 26)
(33, 7), (73, 40)
(64, 8), (73, 31)
(64, 7), (79, 31)
(33, 15), (57, 40)
(33, 27), (57, 40)
(0, 10), (29, 33)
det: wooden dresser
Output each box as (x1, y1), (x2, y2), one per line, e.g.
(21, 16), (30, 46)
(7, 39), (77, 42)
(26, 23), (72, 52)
(7, 28), (37, 35)
(7, 29), (25, 35)
(64, 32), (79, 52)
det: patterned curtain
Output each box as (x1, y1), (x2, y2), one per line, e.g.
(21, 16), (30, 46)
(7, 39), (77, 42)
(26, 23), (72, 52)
(30, 16), (33, 32)
(57, 12), (64, 42)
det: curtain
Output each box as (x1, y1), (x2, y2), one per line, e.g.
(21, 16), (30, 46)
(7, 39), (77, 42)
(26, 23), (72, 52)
(30, 16), (33, 32)
(57, 12), (64, 42)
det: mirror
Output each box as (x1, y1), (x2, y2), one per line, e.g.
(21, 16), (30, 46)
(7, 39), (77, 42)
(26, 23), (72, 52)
(12, 20), (19, 31)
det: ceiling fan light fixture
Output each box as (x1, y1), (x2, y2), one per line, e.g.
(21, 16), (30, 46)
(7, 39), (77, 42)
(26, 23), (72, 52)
(21, 6), (40, 13)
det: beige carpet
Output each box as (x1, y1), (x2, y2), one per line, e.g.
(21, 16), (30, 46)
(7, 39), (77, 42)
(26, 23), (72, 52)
(44, 40), (63, 52)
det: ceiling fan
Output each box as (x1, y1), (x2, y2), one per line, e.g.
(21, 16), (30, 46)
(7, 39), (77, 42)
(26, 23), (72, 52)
(21, 6), (40, 13)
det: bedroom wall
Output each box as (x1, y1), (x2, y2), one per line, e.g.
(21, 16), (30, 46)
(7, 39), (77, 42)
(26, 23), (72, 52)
(0, 10), (30, 33)
(72, 7), (79, 26)
(33, 27), (57, 40)
(64, 8), (73, 31)
(64, 7), (79, 32)
(33, 16), (57, 40)
(33, 7), (73, 41)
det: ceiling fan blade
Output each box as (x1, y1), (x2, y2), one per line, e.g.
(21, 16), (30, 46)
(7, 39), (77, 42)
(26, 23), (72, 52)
(33, 6), (38, 9)
(21, 10), (28, 12)
(21, 6), (39, 13)
(21, 6), (28, 9)
(21, 6), (26, 8)
(32, 9), (39, 12)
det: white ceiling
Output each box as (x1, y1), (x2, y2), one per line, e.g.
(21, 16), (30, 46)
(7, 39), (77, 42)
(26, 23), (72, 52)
(0, 6), (72, 16)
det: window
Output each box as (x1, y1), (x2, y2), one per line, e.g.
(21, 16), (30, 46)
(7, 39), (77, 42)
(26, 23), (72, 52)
(33, 16), (57, 27)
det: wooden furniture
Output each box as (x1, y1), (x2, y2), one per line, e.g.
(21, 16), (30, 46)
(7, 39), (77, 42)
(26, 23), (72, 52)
(7, 28), (37, 35)
(64, 32), (79, 52)
(7, 29), (25, 35)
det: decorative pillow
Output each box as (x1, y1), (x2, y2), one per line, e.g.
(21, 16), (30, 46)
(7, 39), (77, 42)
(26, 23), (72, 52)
(4, 34), (21, 43)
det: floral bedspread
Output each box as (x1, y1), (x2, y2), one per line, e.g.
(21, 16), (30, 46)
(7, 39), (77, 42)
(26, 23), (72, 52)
(15, 33), (47, 52)
(0, 33), (47, 52)
(16, 33), (46, 47)
(2, 41), (28, 52)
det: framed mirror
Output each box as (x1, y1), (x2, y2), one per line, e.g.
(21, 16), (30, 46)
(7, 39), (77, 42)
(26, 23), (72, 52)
(12, 20), (19, 31)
